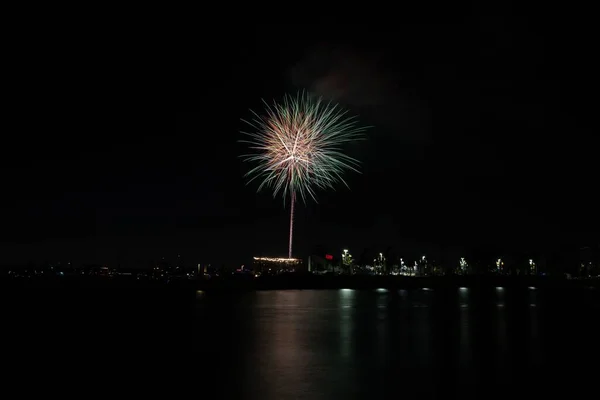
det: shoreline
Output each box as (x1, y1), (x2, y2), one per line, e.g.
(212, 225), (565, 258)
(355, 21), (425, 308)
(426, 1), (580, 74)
(2, 274), (597, 291)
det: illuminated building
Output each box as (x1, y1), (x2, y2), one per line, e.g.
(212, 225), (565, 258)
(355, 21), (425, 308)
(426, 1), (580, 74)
(374, 253), (386, 274)
(253, 257), (302, 275)
(416, 255), (429, 276)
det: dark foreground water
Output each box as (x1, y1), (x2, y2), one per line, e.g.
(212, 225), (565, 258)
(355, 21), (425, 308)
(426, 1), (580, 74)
(195, 286), (600, 399)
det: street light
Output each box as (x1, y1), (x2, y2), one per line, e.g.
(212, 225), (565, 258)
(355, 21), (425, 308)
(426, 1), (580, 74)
(342, 249), (353, 275)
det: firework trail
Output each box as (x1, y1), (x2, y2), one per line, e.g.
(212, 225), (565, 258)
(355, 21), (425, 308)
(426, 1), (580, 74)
(241, 91), (367, 259)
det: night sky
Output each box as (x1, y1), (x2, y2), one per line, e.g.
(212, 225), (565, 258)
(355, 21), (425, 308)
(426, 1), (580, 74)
(1, 8), (597, 267)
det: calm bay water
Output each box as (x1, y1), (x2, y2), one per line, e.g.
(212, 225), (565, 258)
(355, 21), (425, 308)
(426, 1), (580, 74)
(194, 286), (600, 399)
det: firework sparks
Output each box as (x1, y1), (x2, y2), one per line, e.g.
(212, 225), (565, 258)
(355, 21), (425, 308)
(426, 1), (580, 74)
(241, 91), (367, 258)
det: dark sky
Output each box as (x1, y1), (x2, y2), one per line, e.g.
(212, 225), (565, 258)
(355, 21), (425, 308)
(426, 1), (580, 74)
(1, 7), (597, 267)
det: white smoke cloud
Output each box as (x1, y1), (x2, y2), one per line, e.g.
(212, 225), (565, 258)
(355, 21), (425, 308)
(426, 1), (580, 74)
(288, 44), (431, 144)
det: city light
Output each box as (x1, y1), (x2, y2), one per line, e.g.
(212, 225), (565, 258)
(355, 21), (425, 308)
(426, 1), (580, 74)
(253, 257), (301, 263)
(496, 258), (504, 272)
(459, 257), (468, 274)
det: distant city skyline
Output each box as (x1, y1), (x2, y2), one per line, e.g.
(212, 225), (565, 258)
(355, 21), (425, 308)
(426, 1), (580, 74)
(2, 243), (598, 279)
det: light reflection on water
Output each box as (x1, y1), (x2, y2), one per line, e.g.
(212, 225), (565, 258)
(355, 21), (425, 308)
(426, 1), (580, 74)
(339, 288), (354, 358)
(194, 287), (600, 399)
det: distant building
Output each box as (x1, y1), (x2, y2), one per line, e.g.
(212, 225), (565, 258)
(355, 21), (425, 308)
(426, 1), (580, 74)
(308, 246), (337, 274)
(175, 254), (185, 274)
(253, 257), (301, 275)
(307, 255), (333, 274)
(579, 246), (599, 277)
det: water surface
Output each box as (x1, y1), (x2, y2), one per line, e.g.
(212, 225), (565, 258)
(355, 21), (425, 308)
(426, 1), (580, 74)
(194, 287), (600, 399)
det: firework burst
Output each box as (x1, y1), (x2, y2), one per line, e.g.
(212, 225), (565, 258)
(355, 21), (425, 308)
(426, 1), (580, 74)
(241, 91), (367, 258)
